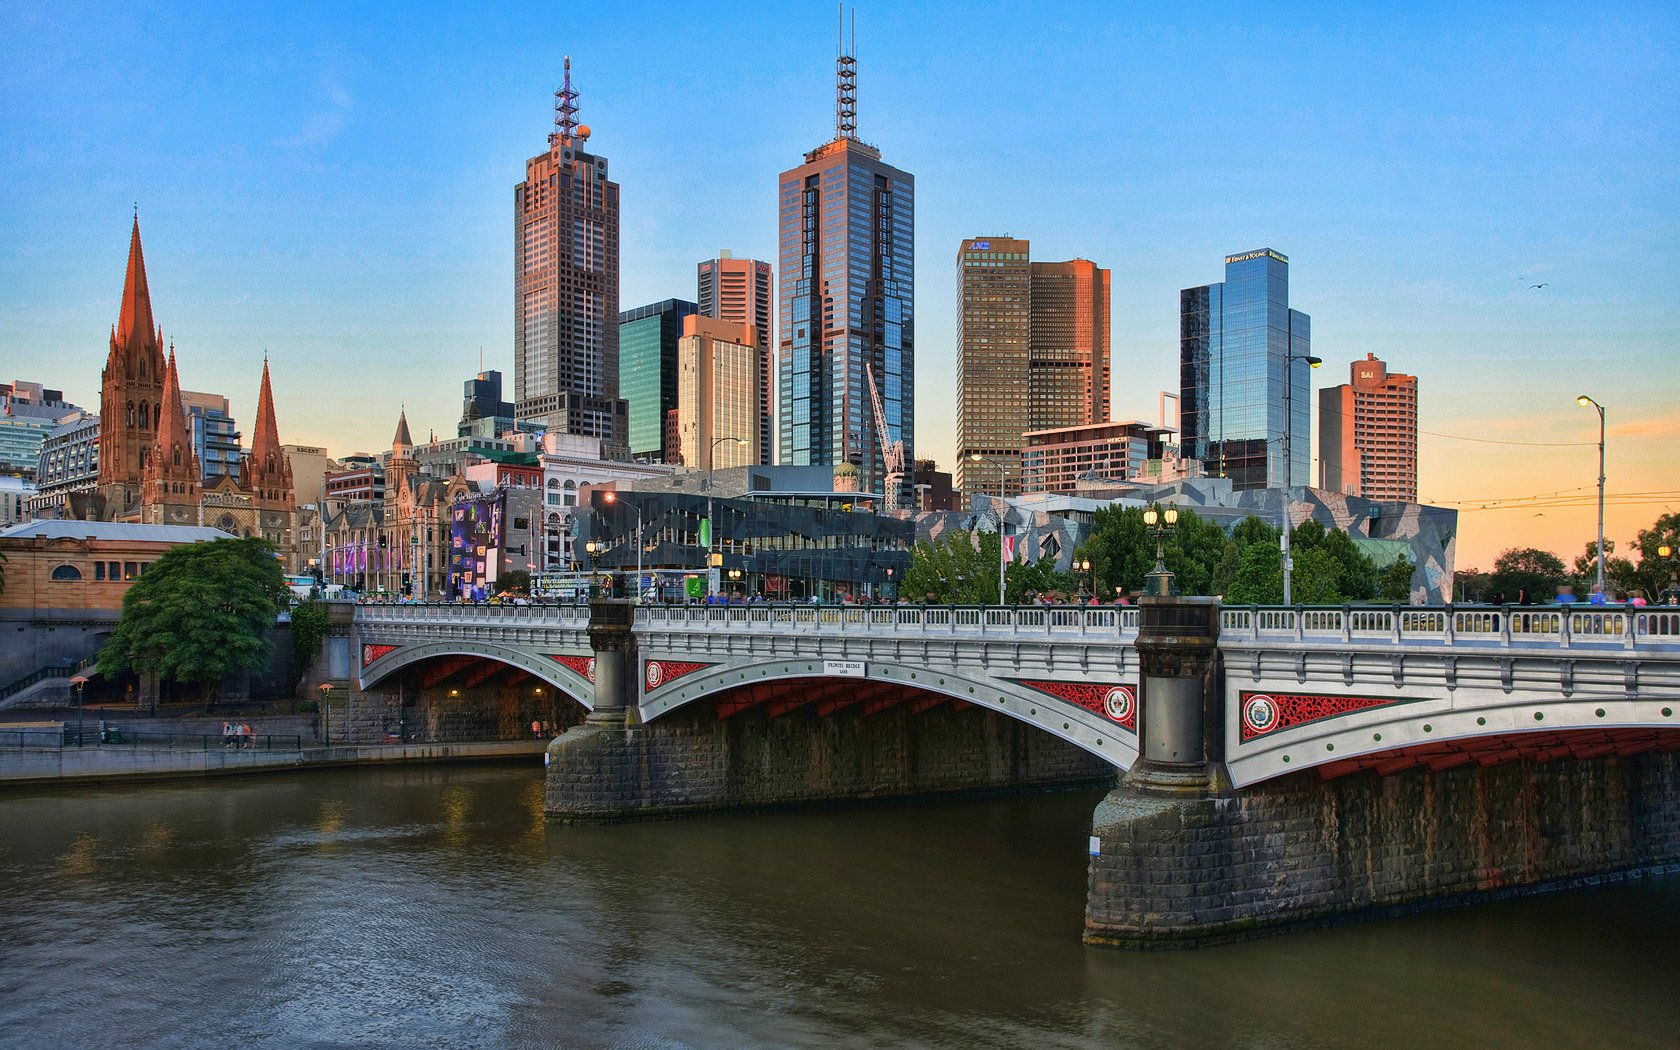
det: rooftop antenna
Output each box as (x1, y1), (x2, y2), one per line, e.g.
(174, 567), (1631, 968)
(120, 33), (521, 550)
(836, 4), (857, 140)
(551, 56), (580, 146)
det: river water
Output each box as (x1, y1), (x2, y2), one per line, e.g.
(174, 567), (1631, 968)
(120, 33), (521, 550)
(0, 763), (1675, 1049)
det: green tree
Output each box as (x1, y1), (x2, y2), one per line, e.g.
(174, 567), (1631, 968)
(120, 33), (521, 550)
(499, 568), (532, 596)
(99, 537), (289, 702)
(1570, 539), (1637, 598)
(1630, 512), (1680, 600)
(1007, 556), (1077, 603)
(1487, 547), (1567, 603)
(1083, 506), (1227, 598)
(1379, 556), (1417, 603)
(902, 531), (1001, 604)
(289, 600), (330, 675)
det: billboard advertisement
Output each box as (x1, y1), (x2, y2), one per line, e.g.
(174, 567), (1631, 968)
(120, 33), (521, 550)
(448, 493), (504, 599)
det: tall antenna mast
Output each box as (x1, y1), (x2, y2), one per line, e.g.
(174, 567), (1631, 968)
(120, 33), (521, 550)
(552, 55), (580, 146)
(835, 4), (857, 140)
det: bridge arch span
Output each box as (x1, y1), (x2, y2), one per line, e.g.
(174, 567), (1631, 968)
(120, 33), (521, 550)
(360, 641), (594, 711)
(1229, 691), (1680, 786)
(637, 657), (1137, 770)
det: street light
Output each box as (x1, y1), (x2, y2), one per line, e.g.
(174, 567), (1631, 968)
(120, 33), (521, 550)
(602, 491), (644, 603)
(1657, 544), (1679, 605)
(1280, 351), (1322, 606)
(1077, 557), (1093, 599)
(707, 436), (748, 596)
(1577, 395), (1607, 597)
(584, 539), (601, 598)
(969, 452), (1008, 604)
(1142, 503), (1180, 597)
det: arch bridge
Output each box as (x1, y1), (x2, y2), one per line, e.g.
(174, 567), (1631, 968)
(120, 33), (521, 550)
(351, 601), (1680, 784)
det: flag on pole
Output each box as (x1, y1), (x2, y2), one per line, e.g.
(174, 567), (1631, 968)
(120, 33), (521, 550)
(1002, 533), (1017, 564)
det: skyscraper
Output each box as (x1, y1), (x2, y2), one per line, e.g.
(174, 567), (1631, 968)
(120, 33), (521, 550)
(513, 58), (627, 456)
(955, 238), (1109, 497)
(618, 298), (697, 462)
(677, 315), (760, 471)
(1319, 353), (1419, 501)
(1180, 248), (1312, 491)
(698, 252), (773, 464)
(777, 25), (913, 503)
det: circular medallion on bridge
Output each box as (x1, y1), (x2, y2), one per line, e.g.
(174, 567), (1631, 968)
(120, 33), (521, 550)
(645, 661), (664, 689)
(1103, 687), (1134, 723)
(586, 658), (596, 682)
(1243, 694), (1279, 736)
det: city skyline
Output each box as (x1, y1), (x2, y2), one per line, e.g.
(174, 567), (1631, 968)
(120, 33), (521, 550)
(3, 2), (1676, 568)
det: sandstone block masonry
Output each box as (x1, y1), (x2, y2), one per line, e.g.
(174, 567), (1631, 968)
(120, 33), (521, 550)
(1086, 750), (1680, 948)
(546, 702), (1115, 820)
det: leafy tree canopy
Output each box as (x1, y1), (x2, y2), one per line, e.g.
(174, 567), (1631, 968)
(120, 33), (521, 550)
(1487, 546), (1568, 603)
(99, 537), (288, 701)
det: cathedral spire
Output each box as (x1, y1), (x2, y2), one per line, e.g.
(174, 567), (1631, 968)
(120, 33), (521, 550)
(117, 213), (157, 349)
(392, 406), (413, 451)
(151, 345), (198, 483)
(251, 355), (283, 465)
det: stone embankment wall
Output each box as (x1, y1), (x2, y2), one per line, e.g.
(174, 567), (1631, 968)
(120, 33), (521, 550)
(1086, 750), (1680, 947)
(546, 701), (1115, 820)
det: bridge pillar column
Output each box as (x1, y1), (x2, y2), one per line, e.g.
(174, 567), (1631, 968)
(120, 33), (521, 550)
(1129, 596), (1225, 794)
(585, 598), (637, 725)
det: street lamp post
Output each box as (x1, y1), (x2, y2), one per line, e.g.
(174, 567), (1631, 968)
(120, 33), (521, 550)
(1279, 351), (1322, 606)
(1658, 544), (1679, 605)
(1077, 557), (1093, 599)
(706, 436), (747, 596)
(602, 491), (644, 603)
(1577, 394), (1607, 596)
(969, 452), (1009, 604)
(584, 540), (601, 598)
(1143, 503), (1180, 597)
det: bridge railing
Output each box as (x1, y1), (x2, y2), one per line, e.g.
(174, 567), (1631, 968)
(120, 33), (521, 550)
(352, 602), (590, 627)
(634, 603), (1139, 637)
(1219, 604), (1680, 650)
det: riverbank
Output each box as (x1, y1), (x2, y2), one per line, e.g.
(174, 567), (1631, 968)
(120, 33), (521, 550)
(0, 738), (548, 788)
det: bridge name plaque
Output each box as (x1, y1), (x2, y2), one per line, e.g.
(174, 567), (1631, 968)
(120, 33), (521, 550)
(823, 660), (867, 677)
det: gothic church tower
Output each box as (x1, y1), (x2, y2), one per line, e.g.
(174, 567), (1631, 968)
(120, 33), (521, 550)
(96, 215), (169, 518)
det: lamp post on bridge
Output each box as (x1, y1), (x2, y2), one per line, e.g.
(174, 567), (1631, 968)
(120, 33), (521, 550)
(969, 452), (1009, 605)
(706, 436), (747, 596)
(1577, 394), (1607, 597)
(602, 491), (644, 603)
(1280, 350), (1322, 606)
(1143, 503), (1180, 597)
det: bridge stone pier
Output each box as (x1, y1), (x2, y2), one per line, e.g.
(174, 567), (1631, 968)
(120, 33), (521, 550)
(350, 599), (1680, 944)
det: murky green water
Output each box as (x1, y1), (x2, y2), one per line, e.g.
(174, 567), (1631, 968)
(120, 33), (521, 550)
(0, 764), (1674, 1048)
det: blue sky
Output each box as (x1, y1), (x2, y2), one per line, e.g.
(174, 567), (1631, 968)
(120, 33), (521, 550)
(3, 1), (1676, 568)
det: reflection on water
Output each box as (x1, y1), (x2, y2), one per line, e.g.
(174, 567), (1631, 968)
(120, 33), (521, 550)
(0, 764), (1676, 1049)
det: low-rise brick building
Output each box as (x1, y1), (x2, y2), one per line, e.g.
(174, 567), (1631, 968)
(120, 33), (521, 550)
(0, 520), (233, 612)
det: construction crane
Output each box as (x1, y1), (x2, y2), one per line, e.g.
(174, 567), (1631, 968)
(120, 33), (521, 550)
(864, 361), (905, 512)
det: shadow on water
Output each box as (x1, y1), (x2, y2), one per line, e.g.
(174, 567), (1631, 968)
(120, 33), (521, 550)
(0, 764), (1676, 1049)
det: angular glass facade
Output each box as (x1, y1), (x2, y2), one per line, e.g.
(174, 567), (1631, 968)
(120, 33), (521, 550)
(618, 299), (696, 462)
(1180, 249), (1310, 490)
(777, 139), (914, 504)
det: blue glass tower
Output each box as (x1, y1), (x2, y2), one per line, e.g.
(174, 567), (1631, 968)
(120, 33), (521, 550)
(776, 35), (914, 504)
(1180, 248), (1311, 491)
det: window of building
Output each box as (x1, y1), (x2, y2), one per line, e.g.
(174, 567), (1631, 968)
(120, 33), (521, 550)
(124, 562), (138, 581)
(51, 564), (82, 581)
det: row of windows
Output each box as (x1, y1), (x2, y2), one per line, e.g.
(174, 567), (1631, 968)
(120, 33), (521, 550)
(50, 560), (150, 582)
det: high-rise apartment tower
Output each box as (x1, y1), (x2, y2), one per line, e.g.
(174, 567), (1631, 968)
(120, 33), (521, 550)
(955, 238), (1109, 497)
(677, 315), (761, 471)
(513, 58), (627, 456)
(777, 19), (914, 503)
(1318, 353), (1418, 501)
(619, 298), (697, 463)
(1180, 248), (1312, 491)
(698, 252), (773, 464)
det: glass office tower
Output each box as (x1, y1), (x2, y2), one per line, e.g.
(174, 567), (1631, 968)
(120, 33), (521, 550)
(776, 41), (914, 505)
(619, 299), (697, 462)
(1180, 248), (1311, 491)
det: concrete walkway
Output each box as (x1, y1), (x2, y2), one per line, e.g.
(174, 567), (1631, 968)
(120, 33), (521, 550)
(0, 739), (550, 788)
